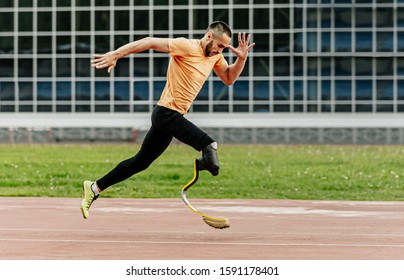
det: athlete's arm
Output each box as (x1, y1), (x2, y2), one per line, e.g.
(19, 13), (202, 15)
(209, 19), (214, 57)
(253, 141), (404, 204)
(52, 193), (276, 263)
(214, 32), (255, 85)
(91, 37), (170, 73)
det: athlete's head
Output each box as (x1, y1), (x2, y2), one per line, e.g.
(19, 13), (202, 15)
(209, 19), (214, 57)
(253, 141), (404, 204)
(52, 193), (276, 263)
(202, 21), (232, 57)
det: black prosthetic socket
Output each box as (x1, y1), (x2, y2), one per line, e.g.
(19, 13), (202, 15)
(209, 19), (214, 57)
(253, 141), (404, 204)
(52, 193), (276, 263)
(196, 142), (219, 176)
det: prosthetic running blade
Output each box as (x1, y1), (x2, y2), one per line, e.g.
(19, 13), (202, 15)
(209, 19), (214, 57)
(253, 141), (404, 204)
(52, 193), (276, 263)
(181, 159), (230, 229)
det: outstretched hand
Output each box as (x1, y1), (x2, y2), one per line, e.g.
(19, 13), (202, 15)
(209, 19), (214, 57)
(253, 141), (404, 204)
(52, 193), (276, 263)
(91, 51), (118, 73)
(227, 32), (255, 60)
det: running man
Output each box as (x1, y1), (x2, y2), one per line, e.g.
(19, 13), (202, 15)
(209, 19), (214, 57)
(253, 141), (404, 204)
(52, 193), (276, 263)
(81, 21), (255, 219)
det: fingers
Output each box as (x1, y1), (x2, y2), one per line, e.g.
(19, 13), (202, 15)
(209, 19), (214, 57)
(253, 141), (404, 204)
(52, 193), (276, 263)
(107, 65), (115, 73)
(90, 54), (104, 64)
(92, 54), (104, 59)
(90, 54), (112, 70)
(247, 42), (256, 51)
(237, 32), (253, 46)
(246, 33), (251, 44)
(238, 32), (246, 45)
(91, 61), (106, 69)
(90, 55), (104, 67)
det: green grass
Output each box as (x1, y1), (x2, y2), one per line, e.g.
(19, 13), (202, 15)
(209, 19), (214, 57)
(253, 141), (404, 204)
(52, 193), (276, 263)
(0, 144), (403, 201)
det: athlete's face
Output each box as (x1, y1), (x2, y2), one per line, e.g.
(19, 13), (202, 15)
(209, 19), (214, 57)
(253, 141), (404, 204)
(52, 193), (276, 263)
(204, 32), (231, 57)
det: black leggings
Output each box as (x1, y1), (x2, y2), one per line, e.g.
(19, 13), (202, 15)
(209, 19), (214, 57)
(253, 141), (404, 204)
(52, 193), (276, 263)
(96, 105), (215, 190)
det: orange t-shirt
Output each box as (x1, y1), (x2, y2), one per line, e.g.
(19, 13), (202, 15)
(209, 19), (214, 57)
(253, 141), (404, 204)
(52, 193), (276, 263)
(157, 37), (227, 114)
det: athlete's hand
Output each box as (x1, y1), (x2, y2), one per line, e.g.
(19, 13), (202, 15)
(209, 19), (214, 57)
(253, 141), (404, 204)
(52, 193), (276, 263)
(91, 51), (119, 73)
(227, 32), (255, 61)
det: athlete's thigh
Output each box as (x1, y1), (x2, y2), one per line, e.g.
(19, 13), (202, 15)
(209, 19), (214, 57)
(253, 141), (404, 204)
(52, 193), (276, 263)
(138, 124), (173, 162)
(169, 115), (207, 148)
(152, 105), (213, 151)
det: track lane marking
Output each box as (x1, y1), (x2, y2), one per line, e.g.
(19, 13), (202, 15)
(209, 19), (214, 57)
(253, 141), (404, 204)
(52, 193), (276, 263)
(1, 228), (404, 237)
(0, 238), (404, 248)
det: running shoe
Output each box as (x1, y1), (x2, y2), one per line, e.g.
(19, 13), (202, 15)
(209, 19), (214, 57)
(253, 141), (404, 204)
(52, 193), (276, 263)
(80, 180), (98, 219)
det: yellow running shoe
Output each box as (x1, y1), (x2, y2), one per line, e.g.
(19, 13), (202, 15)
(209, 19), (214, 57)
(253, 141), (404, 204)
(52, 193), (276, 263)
(80, 180), (98, 219)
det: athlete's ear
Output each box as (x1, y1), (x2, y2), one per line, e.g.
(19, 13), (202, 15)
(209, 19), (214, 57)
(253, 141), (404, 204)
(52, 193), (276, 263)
(206, 32), (213, 40)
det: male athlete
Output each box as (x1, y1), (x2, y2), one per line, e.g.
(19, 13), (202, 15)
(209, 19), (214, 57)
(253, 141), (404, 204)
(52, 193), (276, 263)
(81, 21), (255, 219)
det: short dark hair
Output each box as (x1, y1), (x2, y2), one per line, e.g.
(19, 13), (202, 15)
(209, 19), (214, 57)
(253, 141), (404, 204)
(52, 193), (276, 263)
(207, 21), (232, 38)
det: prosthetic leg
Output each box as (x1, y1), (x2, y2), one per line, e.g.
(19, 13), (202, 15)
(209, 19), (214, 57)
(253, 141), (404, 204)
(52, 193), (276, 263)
(181, 157), (230, 229)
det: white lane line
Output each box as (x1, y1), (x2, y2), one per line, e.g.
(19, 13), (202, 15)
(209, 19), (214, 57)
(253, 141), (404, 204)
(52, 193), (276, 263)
(198, 206), (404, 218)
(1, 227), (404, 236)
(2, 204), (403, 218)
(0, 238), (403, 248)
(1, 203), (404, 219)
(2, 228), (404, 237)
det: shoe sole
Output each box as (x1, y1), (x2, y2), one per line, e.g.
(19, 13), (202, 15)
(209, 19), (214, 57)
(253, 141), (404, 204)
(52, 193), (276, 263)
(80, 206), (87, 219)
